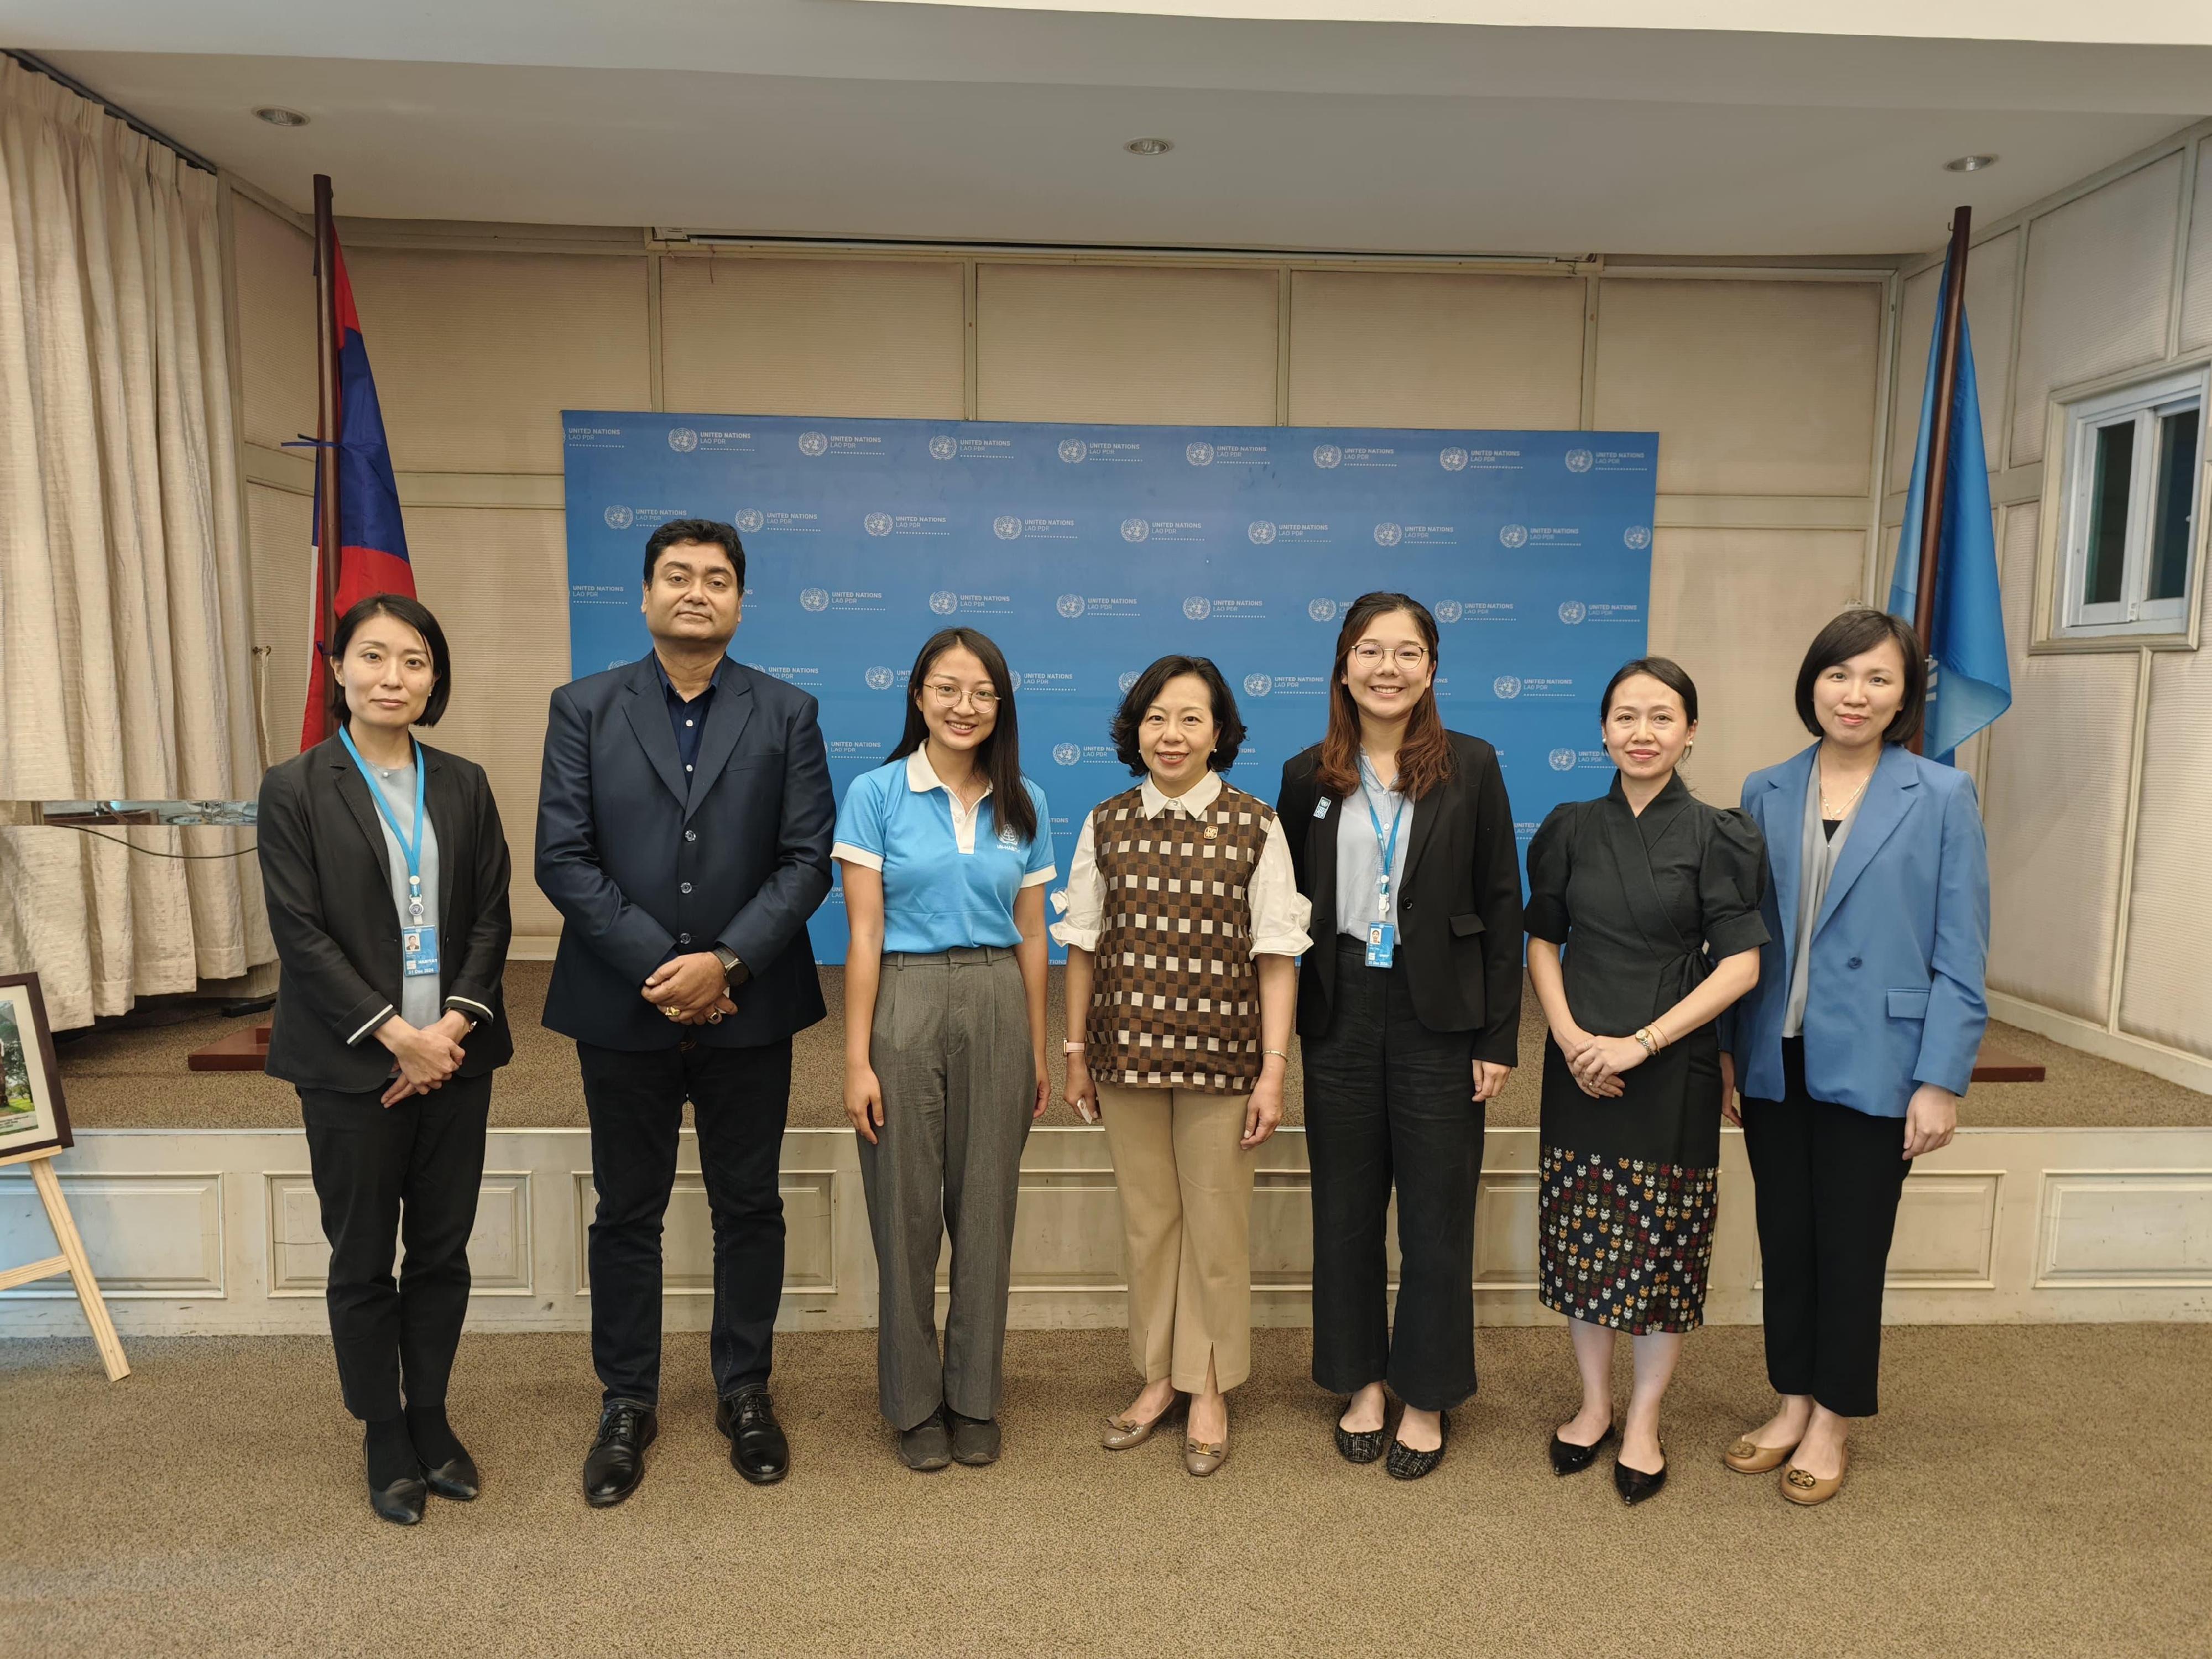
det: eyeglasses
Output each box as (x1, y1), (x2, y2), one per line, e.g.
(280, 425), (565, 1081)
(922, 680), (999, 708)
(1349, 644), (1430, 669)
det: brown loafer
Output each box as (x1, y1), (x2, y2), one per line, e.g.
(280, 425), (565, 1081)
(1781, 1449), (1848, 1506)
(1724, 1436), (1798, 1475)
(1100, 1395), (1182, 1451)
(1184, 1434), (1227, 1477)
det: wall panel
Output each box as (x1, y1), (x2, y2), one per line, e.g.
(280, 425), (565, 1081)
(2180, 139), (2212, 352)
(232, 197), (315, 455)
(246, 480), (311, 760)
(2119, 576), (2212, 1058)
(2008, 154), (2184, 465)
(1286, 271), (1583, 430)
(1593, 278), (1881, 497)
(1888, 228), (2021, 490)
(660, 257), (966, 418)
(345, 250), (651, 474)
(977, 264), (1278, 425)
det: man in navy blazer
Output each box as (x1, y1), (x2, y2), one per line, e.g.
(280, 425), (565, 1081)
(536, 517), (833, 1507)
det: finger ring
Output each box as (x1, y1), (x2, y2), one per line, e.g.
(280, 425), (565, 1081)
(708, 1011), (723, 1024)
(662, 1006), (680, 1020)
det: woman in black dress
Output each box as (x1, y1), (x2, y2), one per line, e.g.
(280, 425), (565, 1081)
(1524, 658), (1767, 1504)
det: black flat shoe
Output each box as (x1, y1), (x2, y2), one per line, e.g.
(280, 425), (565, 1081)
(422, 1452), (480, 1502)
(1614, 1446), (1668, 1506)
(1549, 1423), (1616, 1477)
(947, 1410), (1001, 1467)
(899, 1407), (953, 1472)
(715, 1387), (790, 1485)
(1386, 1411), (1449, 1480)
(368, 1474), (427, 1526)
(583, 1399), (659, 1509)
(1334, 1403), (1389, 1465)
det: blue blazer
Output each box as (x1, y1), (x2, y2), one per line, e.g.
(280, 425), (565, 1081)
(535, 654), (834, 1051)
(1721, 742), (1989, 1118)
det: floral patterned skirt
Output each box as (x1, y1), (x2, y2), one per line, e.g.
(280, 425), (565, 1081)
(1538, 1146), (1719, 1335)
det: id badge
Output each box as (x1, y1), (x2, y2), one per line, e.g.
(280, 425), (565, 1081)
(1364, 921), (1396, 968)
(401, 924), (441, 978)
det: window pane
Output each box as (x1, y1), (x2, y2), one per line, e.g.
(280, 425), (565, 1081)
(2148, 406), (2198, 603)
(2083, 420), (2134, 608)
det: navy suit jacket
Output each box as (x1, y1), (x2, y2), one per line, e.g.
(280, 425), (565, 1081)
(535, 653), (834, 1051)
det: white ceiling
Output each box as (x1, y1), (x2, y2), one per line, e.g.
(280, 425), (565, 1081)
(15, 1), (2209, 255)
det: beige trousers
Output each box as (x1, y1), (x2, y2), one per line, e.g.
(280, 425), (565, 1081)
(1097, 1082), (1258, 1393)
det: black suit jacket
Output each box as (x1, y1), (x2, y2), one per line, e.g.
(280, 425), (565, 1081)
(1277, 731), (1524, 1063)
(535, 654), (834, 1051)
(258, 736), (515, 1093)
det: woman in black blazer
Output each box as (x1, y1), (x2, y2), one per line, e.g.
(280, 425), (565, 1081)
(258, 594), (513, 1526)
(1277, 591), (1523, 1479)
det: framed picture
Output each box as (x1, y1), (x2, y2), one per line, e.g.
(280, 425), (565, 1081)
(0, 973), (71, 1162)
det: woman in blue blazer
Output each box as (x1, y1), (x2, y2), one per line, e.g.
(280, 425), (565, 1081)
(1717, 608), (1989, 1506)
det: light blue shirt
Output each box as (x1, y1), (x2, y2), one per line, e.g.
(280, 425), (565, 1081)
(832, 749), (1056, 954)
(1334, 754), (1411, 940)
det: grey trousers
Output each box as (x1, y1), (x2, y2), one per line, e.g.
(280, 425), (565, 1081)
(857, 947), (1035, 1430)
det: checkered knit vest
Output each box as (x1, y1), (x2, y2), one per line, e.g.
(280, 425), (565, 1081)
(1082, 783), (1275, 1094)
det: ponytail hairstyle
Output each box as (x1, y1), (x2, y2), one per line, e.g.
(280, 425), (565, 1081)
(888, 627), (1039, 844)
(1315, 591), (1455, 800)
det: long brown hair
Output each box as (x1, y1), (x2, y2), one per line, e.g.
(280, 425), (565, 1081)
(889, 627), (1039, 844)
(1316, 592), (1455, 800)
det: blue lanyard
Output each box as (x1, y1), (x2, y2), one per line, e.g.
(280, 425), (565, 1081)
(338, 726), (427, 924)
(1358, 757), (1406, 919)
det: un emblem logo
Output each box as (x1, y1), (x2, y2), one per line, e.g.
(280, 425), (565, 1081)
(864, 666), (896, 691)
(1248, 520), (1277, 545)
(1056, 594), (1086, 618)
(1121, 518), (1150, 543)
(734, 508), (765, 534)
(1118, 670), (1140, 693)
(666, 427), (698, 453)
(799, 587), (830, 613)
(1186, 442), (1214, 466)
(993, 516), (1022, 541)
(928, 591), (958, 615)
(1624, 524), (1652, 550)
(1052, 743), (1082, 767)
(1565, 447), (1594, 473)
(1558, 600), (1587, 625)
(864, 513), (893, 538)
(603, 504), (634, 529)
(1499, 524), (1530, 549)
(928, 434), (957, 461)
(1007, 671), (1023, 691)
(1373, 523), (1403, 547)
(1307, 598), (1338, 623)
(998, 826), (1020, 848)
(1549, 748), (1578, 772)
(1493, 676), (1522, 700)
(1436, 600), (1463, 623)
(797, 430), (828, 457)
(1183, 597), (1212, 621)
(1439, 447), (1468, 472)
(1313, 444), (1342, 469)
(1243, 674), (1273, 698)
(1058, 438), (1088, 463)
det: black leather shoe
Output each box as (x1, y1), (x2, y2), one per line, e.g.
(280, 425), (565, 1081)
(422, 1451), (481, 1502)
(1385, 1411), (1449, 1480)
(1614, 1445), (1668, 1505)
(715, 1387), (790, 1485)
(899, 1407), (953, 1472)
(368, 1474), (427, 1526)
(1549, 1423), (1616, 1477)
(947, 1410), (1001, 1467)
(583, 1399), (659, 1508)
(1334, 1403), (1389, 1465)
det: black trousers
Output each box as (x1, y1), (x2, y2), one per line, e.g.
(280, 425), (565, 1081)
(300, 1071), (492, 1422)
(580, 1037), (791, 1407)
(1740, 1036), (1912, 1418)
(1302, 938), (1485, 1412)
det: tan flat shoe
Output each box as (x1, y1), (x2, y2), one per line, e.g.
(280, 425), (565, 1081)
(1781, 1449), (1849, 1506)
(1724, 1436), (1798, 1475)
(1184, 1434), (1228, 1477)
(1100, 1396), (1182, 1451)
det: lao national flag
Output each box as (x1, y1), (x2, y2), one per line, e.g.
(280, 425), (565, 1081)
(299, 233), (414, 750)
(1887, 251), (2011, 764)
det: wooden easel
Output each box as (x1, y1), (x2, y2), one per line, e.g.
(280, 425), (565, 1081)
(0, 1142), (129, 1380)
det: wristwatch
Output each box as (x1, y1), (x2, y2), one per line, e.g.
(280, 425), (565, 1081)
(711, 945), (747, 984)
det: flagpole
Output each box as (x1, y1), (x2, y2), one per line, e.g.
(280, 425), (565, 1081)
(312, 174), (341, 673)
(1909, 203), (1971, 757)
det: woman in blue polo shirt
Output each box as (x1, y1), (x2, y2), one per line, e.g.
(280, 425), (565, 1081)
(834, 626), (1055, 1472)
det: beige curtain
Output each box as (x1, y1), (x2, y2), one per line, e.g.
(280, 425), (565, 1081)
(0, 59), (270, 1030)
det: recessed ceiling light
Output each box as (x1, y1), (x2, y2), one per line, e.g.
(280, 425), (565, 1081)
(254, 107), (309, 128)
(1124, 137), (1174, 156)
(1944, 154), (1997, 173)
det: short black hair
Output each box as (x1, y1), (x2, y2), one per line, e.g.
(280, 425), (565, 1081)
(1110, 656), (1247, 775)
(1600, 656), (1699, 725)
(326, 593), (452, 727)
(1794, 608), (1926, 746)
(643, 518), (745, 587)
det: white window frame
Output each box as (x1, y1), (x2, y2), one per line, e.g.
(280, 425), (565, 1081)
(2051, 362), (2208, 643)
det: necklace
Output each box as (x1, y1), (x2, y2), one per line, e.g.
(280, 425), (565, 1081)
(1819, 768), (1871, 820)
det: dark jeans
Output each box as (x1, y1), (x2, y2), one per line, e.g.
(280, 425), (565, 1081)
(1740, 1036), (1912, 1418)
(300, 1070), (492, 1422)
(580, 1037), (791, 1407)
(1301, 938), (1484, 1412)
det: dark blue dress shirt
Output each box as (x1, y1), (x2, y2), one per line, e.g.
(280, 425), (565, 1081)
(655, 654), (723, 780)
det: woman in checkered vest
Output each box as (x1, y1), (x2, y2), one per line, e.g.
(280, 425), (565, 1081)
(1053, 656), (1313, 1477)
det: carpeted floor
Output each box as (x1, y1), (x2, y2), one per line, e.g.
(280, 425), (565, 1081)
(2, 1324), (2206, 1657)
(52, 962), (2212, 1131)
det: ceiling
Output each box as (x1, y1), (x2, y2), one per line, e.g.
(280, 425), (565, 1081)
(14, 1), (2209, 255)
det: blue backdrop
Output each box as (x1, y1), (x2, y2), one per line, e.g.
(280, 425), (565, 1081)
(562, 412), (1656, 961)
